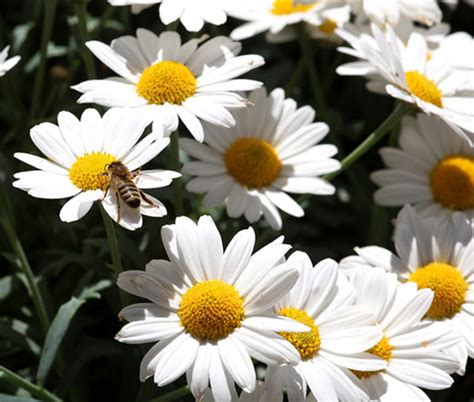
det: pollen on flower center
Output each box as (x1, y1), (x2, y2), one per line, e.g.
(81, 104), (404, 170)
(224, 137), (282, 188)
(405, 71), (443, 108)
(319, 19), (337, 34)
(136, 61), (197, 105)
(279, 307), (320, 360)
(409, 262), (468, 320)
(352, 337), (392, 379)
(69, 152), (116, 191)
(430, 155), (474, 210)
(271, 0), (316, 15)
(178, 280), (244, 340)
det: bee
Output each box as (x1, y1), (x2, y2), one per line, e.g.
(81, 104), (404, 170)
(103, 161), (158, 222)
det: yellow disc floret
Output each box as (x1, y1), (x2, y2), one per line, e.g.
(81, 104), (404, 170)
(409, 262), (468, 320)
(271, 0), (316, 15)
(136, 61), (197, 105)
(405, 71), (443, 108)
(430, 155), (474, 210)
(224, 137), (282, 188)
(319, 19), (338, 34)
(279, 307), (320, 360)
(69, 152), (116, 191)
(178, 280), (244, 341)
(353, 337), (393, 379)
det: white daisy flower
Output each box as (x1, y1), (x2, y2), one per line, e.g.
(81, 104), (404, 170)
(201, 381), (268, 402)
(107, 0), (229, 32)
(72, 30), (265, 142)
(228, 0), (325, 41)
(181, 87), (340, 230)
(345, 267), (459, 401)
(0, 46), (20, 77)
(115, 215), (309, 401)
(13, 108), (179, 231)
(349, 0), (442, 27)
(336, 24), (474, 145)
(264, 251), (386, 402)
(308, 5), (351, 44)
(340, 205), (474, 374)
(372, 114), (474, 220)
(434, 31), (474, 91)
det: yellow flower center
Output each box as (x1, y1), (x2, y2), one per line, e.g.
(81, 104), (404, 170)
(279, 307), (320, 360)
(430, 155), (474, 211)
(352, 337), (393, 379)
(68, 152), (116, 191)
(409, 262), (468, 320)
(319, 19), (337, 34)
(178, 280), (244, 341)
(136, 61), (197, 105)
(405, 71), (443, 108)
(271, 0), (316, 15)
(224, 137), (282, 189)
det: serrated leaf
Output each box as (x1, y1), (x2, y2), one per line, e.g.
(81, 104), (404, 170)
(36, 280), (111, 385)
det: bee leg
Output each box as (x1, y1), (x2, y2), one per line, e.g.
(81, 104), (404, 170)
(115, 192), (121, 223)
(131, 168), (141, 179)
(140, 190), (158, 207)
(100, 184), (110, 202)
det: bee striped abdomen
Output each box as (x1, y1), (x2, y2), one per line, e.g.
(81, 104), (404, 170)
(118, 181), (141, 208)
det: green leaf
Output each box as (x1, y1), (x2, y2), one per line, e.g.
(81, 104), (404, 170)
(0, 317), (41, 357)
(36, 280), (111, 386)
(0, 393), (39, 402)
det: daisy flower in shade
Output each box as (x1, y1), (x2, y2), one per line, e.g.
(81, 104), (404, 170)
(115, 215), (309, 401)
(340, 205), (474, 374)
(349, 0), (441, 27)
(0, 46), (20, 77)
(107, 0), (229, 32)
(307, 5), (351, 44)
(180, 87), (340, 230)
(72, 30), (265, 142)
(264, 251), (386, 402)
(13, 108), (179, 231)
(228, 0), (326, 41)
(336, 24), (474, 144)
(371, 114), (474, 220)
(343, 267), (459, 401)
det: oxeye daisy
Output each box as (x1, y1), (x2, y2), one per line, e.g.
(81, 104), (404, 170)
(343, 267), (459, 401)
(72, 30), (265, 142)
(372, 115), (474, 220)
(13, 108), (179, 231)
(107, 0), (229, 32)
(228, 0), (325, 41)
(264, 251), (385, 402)
(351, 0), (441, 27)
(0, 45), (20, 77)
(115, 216), (309, 401)
(340, 205), (474, 374)
(336, 24), (474, 145)
(180, 87), (340, 230)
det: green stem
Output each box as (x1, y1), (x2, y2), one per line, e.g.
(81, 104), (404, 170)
(100, 206), (128, 306)
(324, 103), (408, 181)
(170, 131), (183, 216)
(284, 57), (305, 95)
(30, 0), (59, 119)
(0, 365), (61, 402)
(296, 24), (327, 119)
(75, 0), (96, 79)
(149, 386), (190, 402)
(0, 193), (50, 334)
